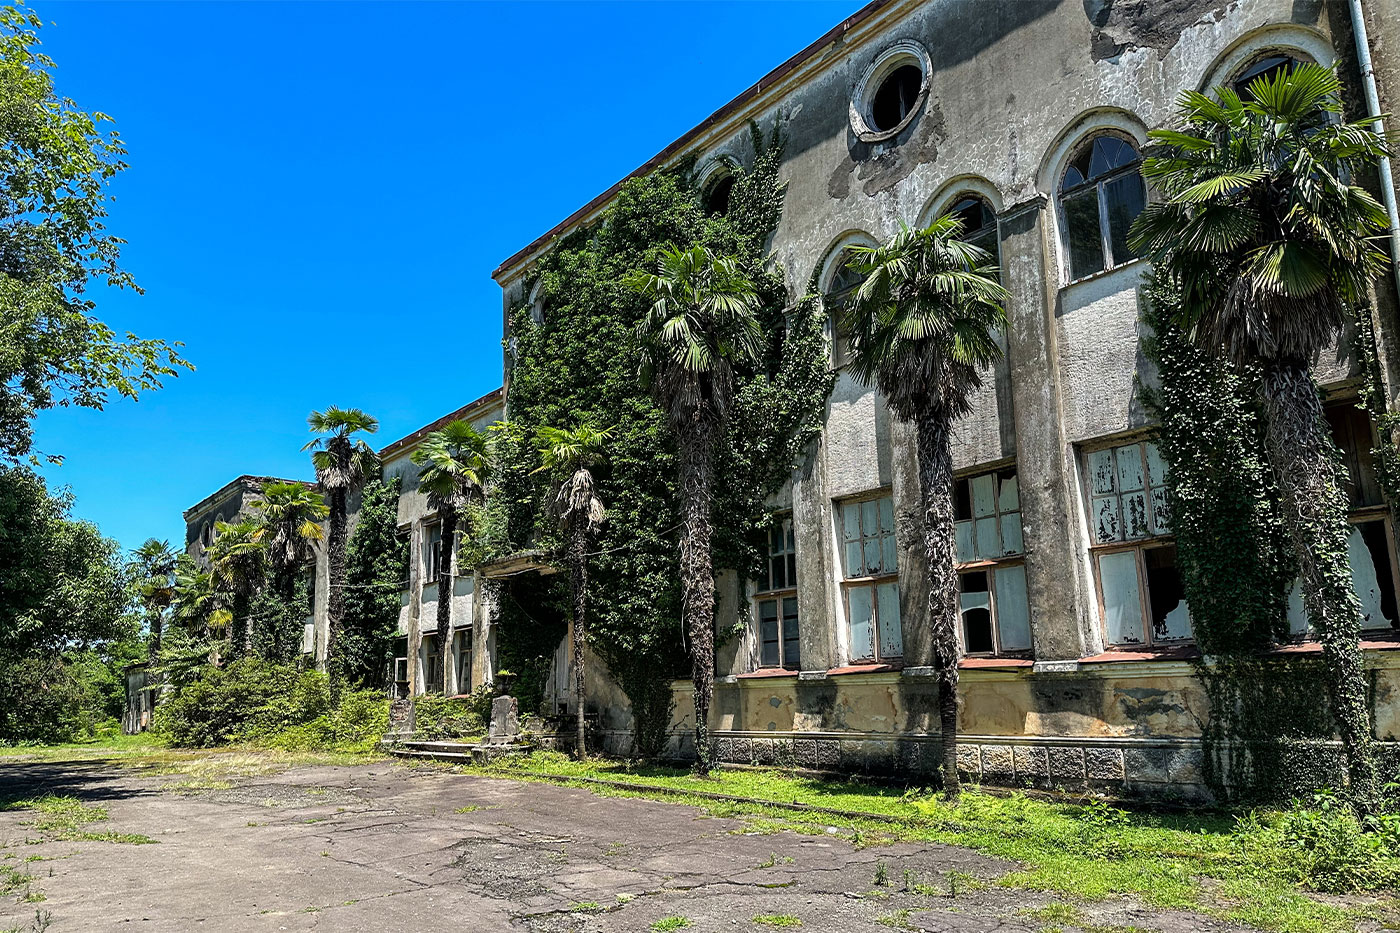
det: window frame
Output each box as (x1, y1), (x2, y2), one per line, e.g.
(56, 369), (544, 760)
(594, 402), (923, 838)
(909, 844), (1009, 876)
(838, 492), (903, 664)
(423, 633), (443, 694)
(954, 465), (1031, 657)
(1081, 438), (1192, 648)
(943, 194), (1001, 270)
(423, 520), (443, 583)
(1057, 134), (1145, 283)
(823, 247), (866, 370)
(755, 514), (800, 670)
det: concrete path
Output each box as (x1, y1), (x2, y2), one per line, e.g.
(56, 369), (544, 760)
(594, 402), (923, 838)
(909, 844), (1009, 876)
(0, 758), (1254, 932)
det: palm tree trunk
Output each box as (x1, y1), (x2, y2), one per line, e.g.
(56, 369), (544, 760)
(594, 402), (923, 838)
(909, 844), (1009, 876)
(437, 509), (458, 696)
(1259, 362), (1378, 811)
(148, 613), (162, 662)
(915, 411), (962, 796)
(678, 414), (718, 775)
(571, 523), (589, 759)
(327, 487), (348, 685)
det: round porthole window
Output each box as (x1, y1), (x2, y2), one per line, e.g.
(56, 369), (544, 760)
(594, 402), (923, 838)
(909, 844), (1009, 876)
(849, 40), (932, 144)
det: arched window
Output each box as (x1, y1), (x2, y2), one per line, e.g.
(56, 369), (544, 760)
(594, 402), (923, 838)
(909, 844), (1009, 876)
(201, 523), (212, 548)
(945, 195), (1000, 268)
(1232, 54), (1301, 100)
(1059, 135), (1145, 281)
(527, 281), (545, 326)
(824, 249), (867, 368)
(702, 173), (735, 217)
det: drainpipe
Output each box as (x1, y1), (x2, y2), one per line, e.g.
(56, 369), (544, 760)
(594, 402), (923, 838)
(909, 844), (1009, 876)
(1349, 0), (1400, 302)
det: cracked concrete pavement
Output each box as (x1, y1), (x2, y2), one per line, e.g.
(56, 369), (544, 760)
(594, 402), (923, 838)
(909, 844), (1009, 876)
(0, 758), (1258, 932)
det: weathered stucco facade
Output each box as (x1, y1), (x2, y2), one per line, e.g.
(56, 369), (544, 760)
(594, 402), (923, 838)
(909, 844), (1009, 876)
(486, 0), (1400, 797)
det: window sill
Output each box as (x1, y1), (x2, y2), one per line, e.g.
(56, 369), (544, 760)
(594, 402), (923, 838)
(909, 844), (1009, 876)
(1268, 632), (1400, 655)
(1080, 644), (1199, 663)
(959, 656), (1034, 670)
(828, 662), (901, 675)
(737, 668), (801, 679)
(1060, 256), (1144, 291)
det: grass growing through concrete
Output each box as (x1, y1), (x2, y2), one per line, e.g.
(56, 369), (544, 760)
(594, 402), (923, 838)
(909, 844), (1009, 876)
(1, 795), (154, 845)
(469, 750), (1397, 933)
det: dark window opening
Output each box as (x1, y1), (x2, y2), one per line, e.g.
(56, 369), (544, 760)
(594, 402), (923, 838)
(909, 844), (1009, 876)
(826, 249), (867, 368)
(703, 175), (734, 217)
(870, 64), (923, 132)
(947, 196), (1000, 266)
(1355, 519), (1399, 629)
(1233, 55), (1300, 101)
(959, 570), (995, 654)
(1143, 545), (1190, 641)
(1327, 402), (1383, 509)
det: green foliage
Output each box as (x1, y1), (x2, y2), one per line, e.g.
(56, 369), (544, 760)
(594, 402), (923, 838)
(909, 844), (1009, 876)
(411, 689), (493, 740)
(152, 658), (386, 752)
(340, 476), (408, 688)
(495, 122), (831, 745)
(0, 6), (190, 464)
(1240, 790), (1400, 894)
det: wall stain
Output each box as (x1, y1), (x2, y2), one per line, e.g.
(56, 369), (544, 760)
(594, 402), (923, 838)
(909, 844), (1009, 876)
(1083, 0), (1233, 60)
(828, 100), (948, 201)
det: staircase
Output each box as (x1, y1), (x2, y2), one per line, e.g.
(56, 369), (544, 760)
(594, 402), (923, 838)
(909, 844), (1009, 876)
(386, 738), (529, 765)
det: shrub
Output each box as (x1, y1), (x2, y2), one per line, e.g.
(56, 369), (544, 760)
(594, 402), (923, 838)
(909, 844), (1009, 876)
(1241, 791), (1400, 893)
(413, 689), (493, 740)
(153, 659), (388, 752)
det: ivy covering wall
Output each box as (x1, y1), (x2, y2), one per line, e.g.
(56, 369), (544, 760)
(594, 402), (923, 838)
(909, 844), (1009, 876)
(340, 476), (408, 689)
(493, 124), (834, 752)
(1143, 277), (1342, 800)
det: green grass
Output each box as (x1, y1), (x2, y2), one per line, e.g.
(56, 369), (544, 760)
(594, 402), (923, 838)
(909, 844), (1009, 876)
(469, 750), (1397, 933)
(0, 794), (156, 845)
(752, 915), (802, 927)
(650, 918), (692, 931)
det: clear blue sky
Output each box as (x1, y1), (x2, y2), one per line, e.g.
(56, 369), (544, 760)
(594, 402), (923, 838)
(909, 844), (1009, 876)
(31, 0), (867, 555)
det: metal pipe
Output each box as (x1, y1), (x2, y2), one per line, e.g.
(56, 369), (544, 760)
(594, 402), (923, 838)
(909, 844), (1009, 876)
(1349, 0), (1400, 303)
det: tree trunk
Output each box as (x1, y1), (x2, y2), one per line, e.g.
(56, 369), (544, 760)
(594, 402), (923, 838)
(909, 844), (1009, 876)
(233, 591), (251, 660)
(327, 487), (348, 685)
(571, 522), (589, 760)
(678, 413), (718, 775)
(148, 613), (162, 662)
(437, 509), (458, 696)
(1259, 362), (1378, 811)
(915, 411), (962, 796)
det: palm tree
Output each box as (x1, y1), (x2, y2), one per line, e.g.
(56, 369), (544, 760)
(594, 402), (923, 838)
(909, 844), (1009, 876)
(536, 423), (611, 759)
(305, 407), (379, 681)
(627, 244), (761, 775)
(252, 481), (328, 658)
(129, 538), (176, 660)
(843, 217), (1008, 796)
(411, 419), (491, 695)
(1129, 63), (1393, 808)
(207, 519), (267, 656)
(170, 551), (219, 638)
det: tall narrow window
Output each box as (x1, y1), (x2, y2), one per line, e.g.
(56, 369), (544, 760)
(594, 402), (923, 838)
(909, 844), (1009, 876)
(453, 629), (472, 693)
(1289, 401), (1399, 634)
(946, 195), (1000, 269)
(840, 495), (902, 662)
(954, 468), (1031, 655)
(1059, 136), (1145, 281)
(756, 515), (800, 669)
(825, 249), (866, 368)
(424, 521), (442, 583)
(1084, 440), (1191, 646)
(423, 634), (443, 694)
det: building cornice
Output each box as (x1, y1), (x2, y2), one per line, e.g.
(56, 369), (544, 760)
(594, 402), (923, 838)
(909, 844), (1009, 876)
(377, 387), (505, 462)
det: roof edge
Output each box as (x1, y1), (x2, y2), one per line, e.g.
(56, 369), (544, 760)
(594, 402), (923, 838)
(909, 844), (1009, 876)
(377, 387), (506, 461)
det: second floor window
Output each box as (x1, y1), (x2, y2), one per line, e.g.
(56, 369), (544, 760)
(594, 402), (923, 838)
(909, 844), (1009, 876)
(825, 249), (866, 369)
(424, 522), (442, 581)
(840, 495), (902, 662)
(955, 468), (1031, 655)
(1085, 440), (1191, 646)
(756, 516), (800, 669)
(1059, 135), (1145, 281)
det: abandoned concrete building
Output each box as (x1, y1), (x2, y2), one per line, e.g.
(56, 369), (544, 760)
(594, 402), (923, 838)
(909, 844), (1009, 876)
(157, 0), (1400, 798)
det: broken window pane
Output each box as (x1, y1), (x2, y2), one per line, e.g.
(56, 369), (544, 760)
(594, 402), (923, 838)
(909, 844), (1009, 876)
(870, 63), (923, 131)
(1100, 550), (1144, 645)
(877, 581), (903, 657)
(1351, 520), (1397, 630)
(998, 472), (1019, 512)
(1063, 188), (1104, 279)
(1144, 546), (1191, 641)
(961, 570), (994, 655)
(995, 564), (1032, 651)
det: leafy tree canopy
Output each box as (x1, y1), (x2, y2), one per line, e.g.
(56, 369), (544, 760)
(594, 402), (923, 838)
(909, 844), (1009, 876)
(0, 6), (190, 464)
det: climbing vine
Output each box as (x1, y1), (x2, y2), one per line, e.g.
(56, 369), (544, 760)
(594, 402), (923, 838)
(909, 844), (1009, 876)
(493, 122), (833, 753)
(1142, 275), (1337, 801)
